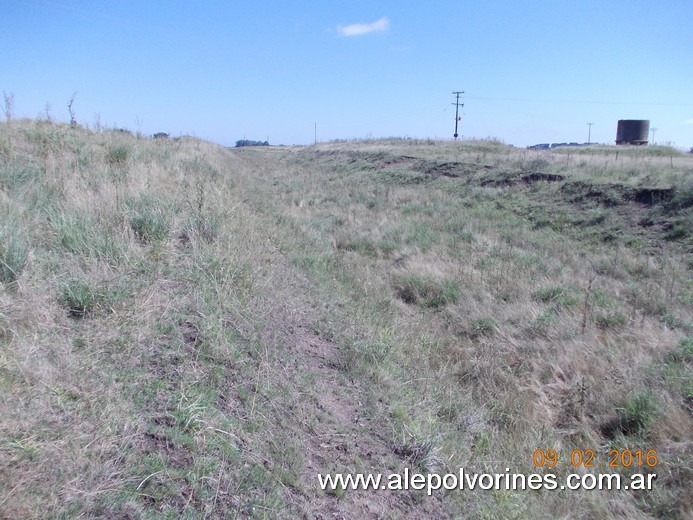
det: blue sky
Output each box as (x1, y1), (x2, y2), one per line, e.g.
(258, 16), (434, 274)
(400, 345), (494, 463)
(2, 0), (692, 147)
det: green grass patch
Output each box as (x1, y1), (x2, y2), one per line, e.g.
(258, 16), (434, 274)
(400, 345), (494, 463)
(594, 311), (628, 329)
(58, 276), (129, 318)
(47, 208), (124, 263)
(335, 235), (378, 257)
(470, 317), (499, 337)
(402, 221), (439, 252)
(106, 144), (129, 165)
(534, 286), (580, 308)
(619, 392), (657, 437)
(58, 277), (102, 318)
(661, 338), (692, 402)
(392, 273), (460, 308)
(125, 195), (171, 243)
(0, 228), (28, 285)
(377, 238), (399, 256)
(0, 164), (43, 192)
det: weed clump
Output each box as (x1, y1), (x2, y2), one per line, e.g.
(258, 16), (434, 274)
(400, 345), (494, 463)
(392, 273), (459, 308)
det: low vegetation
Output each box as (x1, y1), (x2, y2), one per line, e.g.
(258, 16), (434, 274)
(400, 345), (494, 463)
(0, 119), (691, 518)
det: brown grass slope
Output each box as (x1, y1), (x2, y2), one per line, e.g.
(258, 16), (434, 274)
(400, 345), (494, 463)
(1, 121), (691, 519)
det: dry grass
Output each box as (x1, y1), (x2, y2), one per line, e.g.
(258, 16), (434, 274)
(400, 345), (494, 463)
(1, 120), (691, 518)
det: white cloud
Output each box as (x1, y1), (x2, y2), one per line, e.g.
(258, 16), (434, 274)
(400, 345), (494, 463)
(685, 118), (693, 125)
(337, 16), (389, 37)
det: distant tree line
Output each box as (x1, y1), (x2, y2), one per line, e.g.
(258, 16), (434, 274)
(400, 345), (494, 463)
(235, 139), (269, 147)
(528, 142), (591, 150)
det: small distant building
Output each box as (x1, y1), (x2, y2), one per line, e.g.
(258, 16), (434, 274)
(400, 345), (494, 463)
(616, 120), (649, 145)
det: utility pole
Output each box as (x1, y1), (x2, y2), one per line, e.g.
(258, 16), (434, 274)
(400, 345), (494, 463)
(587, 123), (594, 145)
(452, 91), (464, 140)
(650, 127), (657, 144)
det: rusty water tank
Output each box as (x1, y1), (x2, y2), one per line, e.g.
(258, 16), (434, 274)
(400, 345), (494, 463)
(616, 120), (649, 145)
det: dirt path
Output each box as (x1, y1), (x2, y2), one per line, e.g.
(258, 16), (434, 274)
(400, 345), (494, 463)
(221, 147), (451, 518)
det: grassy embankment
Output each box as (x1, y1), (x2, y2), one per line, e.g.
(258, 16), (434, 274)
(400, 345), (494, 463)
(1, 119), (691, 518)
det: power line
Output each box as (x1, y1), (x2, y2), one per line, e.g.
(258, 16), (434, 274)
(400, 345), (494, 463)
(464, 96), (693, 107)
(452, 91), (464, 140)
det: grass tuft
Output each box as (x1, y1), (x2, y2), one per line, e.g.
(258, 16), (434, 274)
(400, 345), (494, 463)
(0, 228), (28, 285)
(470, 317), (499, 337)
(106, 144), (129, 165)
(59, 277), (102, 318)
(125, 195), (170, 243)
(534, 286), (580, 308)
(392, 273), (460, 308)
